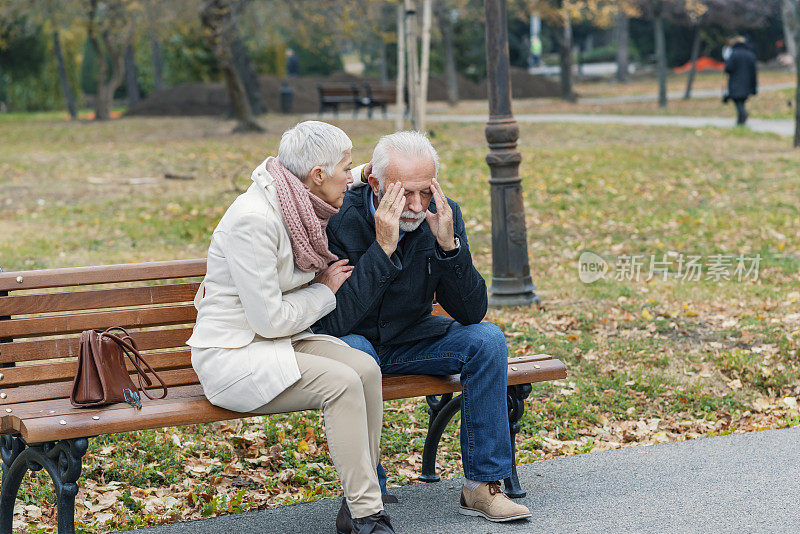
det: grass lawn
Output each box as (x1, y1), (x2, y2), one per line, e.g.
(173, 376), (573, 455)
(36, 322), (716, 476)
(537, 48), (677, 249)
(1, 113), (799, 532)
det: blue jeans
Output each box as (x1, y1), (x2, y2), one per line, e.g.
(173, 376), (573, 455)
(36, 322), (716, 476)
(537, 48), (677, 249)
(340, 322), (513, 490)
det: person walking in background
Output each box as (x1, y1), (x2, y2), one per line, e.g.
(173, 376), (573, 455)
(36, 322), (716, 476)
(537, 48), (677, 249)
(286, 48), (300, 77)
(529, 36), (543, 68)
(724, 36), (758, 126)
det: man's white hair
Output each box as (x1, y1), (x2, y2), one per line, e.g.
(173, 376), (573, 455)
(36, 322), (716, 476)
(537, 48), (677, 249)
(371, 130), (439, 190)
(278, 120), (353, 179)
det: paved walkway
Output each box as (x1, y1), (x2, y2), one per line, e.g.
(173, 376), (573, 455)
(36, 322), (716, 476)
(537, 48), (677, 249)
(316, 110), (795, 138)
(130, 426), (800, 533)
(426, 112), (795, 137)
(316, 82), (797, 137)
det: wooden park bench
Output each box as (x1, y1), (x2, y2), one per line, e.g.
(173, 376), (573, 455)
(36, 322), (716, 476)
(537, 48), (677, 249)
(361, 83), (396, 119)
(317, 83), (363, 118)
(0, 260), (566, 533)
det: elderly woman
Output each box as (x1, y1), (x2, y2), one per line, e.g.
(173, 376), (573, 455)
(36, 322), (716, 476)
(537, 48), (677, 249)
(188, 121), (395, 534)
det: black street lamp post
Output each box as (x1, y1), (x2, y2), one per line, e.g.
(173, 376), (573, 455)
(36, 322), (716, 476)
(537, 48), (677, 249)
(483, 0), (539, 307)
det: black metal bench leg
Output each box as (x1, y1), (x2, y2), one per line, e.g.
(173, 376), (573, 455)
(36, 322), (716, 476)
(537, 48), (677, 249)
(504, 383), (533, 498)
(0, 435), (89, 534)
(419, 393), (462, 483)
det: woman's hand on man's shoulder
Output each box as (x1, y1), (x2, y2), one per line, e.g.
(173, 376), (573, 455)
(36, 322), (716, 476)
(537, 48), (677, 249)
(312, 259), (354, 294)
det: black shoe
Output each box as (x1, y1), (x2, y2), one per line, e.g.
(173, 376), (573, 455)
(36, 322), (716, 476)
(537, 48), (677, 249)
(351, 510), (395, 534)
(336, 496), (398, 534)
(336, 498), (351, 534)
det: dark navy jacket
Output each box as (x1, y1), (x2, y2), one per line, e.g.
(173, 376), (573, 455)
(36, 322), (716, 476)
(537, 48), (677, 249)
(725, 43), (758, 100)
(312, 184), (487, 347)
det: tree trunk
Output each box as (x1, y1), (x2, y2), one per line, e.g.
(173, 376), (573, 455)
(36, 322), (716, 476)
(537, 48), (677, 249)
(683, 25), (701, 100)
(379, 37), (388, 84)
(558, 13), (574, 101)
(434, 0), (458, 105)
(418, 0), (432, 132)
(92, 45), (125, 120)
(52, 30), (77, 119)
(125, 44), (141, 108)
(784, 0), (800, 146)
(405, 0), (419, 129)
(150, 38), (164, 91)
(795, 55), (800, 147)
(783, 3), (798, 60)
(230, 23), (267, 115)
(395, 2), (406, 130)
(654, 13), (667, 108)
(201, 0), (263, 133)
(615, 9), (629, 82)
(88, 0), (127, 121)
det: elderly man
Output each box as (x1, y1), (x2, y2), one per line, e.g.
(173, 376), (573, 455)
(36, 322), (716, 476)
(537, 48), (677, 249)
(313, 131), (531, 526)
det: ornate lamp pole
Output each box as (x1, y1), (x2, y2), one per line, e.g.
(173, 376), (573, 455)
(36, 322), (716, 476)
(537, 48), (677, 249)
(484, 0), (538, 307)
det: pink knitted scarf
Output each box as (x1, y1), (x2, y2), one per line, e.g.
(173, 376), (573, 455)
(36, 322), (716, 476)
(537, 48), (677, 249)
(267, 158), (339, 273)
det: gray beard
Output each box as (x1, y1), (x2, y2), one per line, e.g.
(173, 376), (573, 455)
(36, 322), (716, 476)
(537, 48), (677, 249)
(376, 189), (426, 232)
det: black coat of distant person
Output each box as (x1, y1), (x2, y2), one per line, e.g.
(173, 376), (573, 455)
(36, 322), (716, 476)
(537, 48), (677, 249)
(725, 42), (758, 101)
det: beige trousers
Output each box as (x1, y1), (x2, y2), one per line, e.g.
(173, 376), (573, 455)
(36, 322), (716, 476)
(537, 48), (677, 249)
(250, 338), (384, 518)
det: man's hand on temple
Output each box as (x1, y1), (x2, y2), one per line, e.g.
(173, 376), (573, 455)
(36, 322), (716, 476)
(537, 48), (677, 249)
(374, 181), (406, 257)
(425, 178), (456, 251)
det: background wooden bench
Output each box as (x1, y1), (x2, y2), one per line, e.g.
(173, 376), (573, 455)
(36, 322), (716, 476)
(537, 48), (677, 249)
(317, 83), (363, 118)
(361, 83), (395, 119)
(0, 260), (566, 534)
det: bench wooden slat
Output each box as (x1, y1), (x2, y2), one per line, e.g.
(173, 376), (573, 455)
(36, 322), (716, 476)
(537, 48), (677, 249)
(0, 349), (191, 387)
(0, 355), (561, 424)
(7, 358), (567, 443)
(0, 327), (194, 364)
(2, 384), (208, 423)
(0, 368), (200, 405)
(382, 358), (566, 399)
(0, 259), (206, 291)
(0, 283), (199, 316)
(0, 304), (197, 338)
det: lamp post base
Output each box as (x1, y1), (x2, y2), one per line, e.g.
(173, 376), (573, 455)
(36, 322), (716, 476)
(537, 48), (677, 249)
(489, 275), (540, 308)
(488, 291), (540, 308)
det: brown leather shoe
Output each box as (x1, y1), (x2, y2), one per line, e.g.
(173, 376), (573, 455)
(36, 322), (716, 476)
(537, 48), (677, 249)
(459, 481), (532, 522)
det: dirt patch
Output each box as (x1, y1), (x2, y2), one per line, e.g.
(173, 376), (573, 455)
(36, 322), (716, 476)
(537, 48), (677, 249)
(126, 68), (559, 117)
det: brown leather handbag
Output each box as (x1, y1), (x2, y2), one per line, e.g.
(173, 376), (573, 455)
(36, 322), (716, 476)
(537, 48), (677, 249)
(70, 327), (168, 409)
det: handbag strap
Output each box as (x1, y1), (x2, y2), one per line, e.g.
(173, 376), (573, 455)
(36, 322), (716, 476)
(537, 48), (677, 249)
(100, 328), (168, 400)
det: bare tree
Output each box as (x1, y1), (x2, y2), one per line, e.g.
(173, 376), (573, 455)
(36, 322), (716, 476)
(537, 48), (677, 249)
(527, 0), (617, 101)
(201, 0), (263, 133)
(87, 0), (137, 120)
(434, 0), (458, 105)
(632, 0), (672, 107)
(53, 27), (78, 118)
(124, 43), (140, 107)
(615, 6), (630, 82)
(783, 0), (800, 147)
(230, 0), (267, 115)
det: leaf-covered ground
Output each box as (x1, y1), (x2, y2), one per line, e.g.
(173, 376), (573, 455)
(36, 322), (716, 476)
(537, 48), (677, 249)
(0, 111), (798, 532)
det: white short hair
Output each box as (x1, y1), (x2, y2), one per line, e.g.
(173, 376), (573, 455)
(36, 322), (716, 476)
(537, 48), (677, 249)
(372, 130), (439, 190)
(278, 120), (353, 179)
